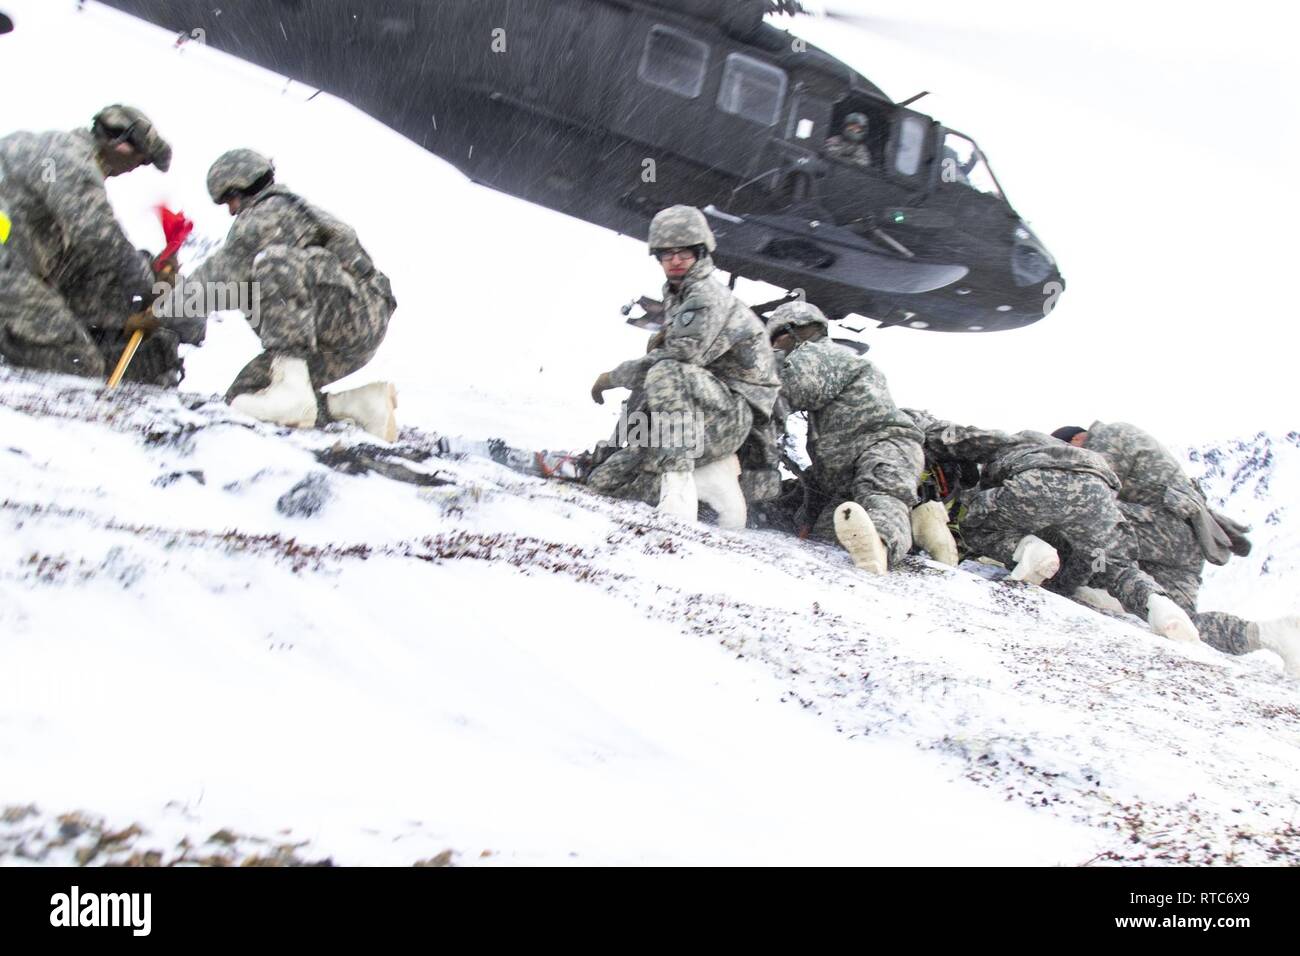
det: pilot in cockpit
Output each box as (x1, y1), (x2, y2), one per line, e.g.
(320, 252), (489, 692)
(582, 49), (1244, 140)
(824, 112), (872, 168)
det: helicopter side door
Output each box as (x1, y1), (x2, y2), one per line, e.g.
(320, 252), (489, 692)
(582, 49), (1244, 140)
(869, 107), (958, 236)
(815, 99), (934, 237)
(722, 80), (835, 211)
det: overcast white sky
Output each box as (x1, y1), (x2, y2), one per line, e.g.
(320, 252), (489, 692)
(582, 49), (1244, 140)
(790, 0), (1299, 443)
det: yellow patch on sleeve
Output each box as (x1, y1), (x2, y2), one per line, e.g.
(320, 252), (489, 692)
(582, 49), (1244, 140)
(0, 211), (11, 244)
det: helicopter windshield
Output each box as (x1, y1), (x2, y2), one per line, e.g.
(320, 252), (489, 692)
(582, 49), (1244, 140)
(941, 132), (1002, 198)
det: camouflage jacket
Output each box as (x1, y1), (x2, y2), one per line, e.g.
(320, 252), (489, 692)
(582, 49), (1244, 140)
(824, 137), (872, 167)
(609, 257), (780, 420)
(1082, 421), (1202, 509)
(779, 338), (921, 488)
(1081, 419), (1242, 565)
(905, 409), (1120, 491)
(188, 184), (395, 306)
(0, 128), (155, 328)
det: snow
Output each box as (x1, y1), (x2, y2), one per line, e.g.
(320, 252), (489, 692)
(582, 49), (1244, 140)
(1188, 431), (1300, 621)
(1, 0), (1298, 866)
(4, 370), (1297, 865)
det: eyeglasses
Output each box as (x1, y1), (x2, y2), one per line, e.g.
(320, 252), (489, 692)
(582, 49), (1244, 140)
(98, 119), (139, 148)
(653, 247), (697, 263)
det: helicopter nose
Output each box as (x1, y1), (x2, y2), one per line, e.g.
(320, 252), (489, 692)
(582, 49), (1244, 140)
(1011, 222), (1056, 287)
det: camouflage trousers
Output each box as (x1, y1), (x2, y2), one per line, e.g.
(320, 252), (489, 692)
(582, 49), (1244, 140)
(1119, 503), (1253, 656)
(0, 265), (104, 377)
(0, 262), (182, 386)
(224, 245), (393, 412)
(807, 436), (924, 567)
(961, 470), (1164, 619)
(586, 359), (753, 506)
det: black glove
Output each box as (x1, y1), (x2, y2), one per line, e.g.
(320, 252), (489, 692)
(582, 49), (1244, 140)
(123, 311), (161, 338)
(1165, 486), (1233, 565)
(1211, 509), (1252, 557)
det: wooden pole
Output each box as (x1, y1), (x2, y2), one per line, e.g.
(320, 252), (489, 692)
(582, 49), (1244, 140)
(106, 328), (145, 389)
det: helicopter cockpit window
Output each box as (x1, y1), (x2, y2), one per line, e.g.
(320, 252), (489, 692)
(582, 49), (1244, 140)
(894, 115), (927, 176)
(716, 53), (788, 126)
(638, 25), (709, 99)
(940, 132), (1002, 197)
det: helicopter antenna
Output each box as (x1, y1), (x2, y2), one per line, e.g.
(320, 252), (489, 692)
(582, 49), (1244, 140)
(897, 91), (931, 108)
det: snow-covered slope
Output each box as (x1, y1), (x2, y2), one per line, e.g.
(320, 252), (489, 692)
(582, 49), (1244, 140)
(2, 1), (1298, 866)
(1189, 432), (1300, 622)
(3, 367), (1298, 866)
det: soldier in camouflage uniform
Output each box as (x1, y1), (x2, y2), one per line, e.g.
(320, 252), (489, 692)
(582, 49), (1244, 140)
(907, 410), (1201, 642)
(1056, 422), (1300, 673)
(0, 105), (193, 386)
(181, 148), (399, 440)
(767, 300), (927, 573)
(824, 112), (872, 168)
(588, 205), (781, 527)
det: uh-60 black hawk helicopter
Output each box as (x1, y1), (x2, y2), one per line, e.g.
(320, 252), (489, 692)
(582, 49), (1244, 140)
(92, 0), (1063, 334)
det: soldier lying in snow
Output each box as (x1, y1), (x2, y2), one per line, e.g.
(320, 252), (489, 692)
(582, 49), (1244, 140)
(1055, 422), (1300, 674)
(905, 410), (1203, 644)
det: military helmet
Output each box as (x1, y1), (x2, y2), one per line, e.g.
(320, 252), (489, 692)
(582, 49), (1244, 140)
(206, 148), (275, 204)
(92, 104), (172, 172)
(843, 111), (869, 142)
(767, 299), (830, 339)
(648, 205), (716, 255)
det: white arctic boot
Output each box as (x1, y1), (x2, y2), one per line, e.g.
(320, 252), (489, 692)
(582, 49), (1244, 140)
(657, 469), (698, 522)
(834, 501), (889, 574)
(910, 500), (959, 566)
(1254, 615), (1300, 677)
(326, 382), (399, 442)
(229, 355), (317, 429)
(693, 454), (746, 529)
(1009, 534), (1060, 585)
(1147, 594), (1201, 644)
(1073, 586), (1126, 614)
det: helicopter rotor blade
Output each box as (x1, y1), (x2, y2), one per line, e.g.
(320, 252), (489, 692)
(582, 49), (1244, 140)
(799, 5), (1025, 68)
(817, 8), (884, 29)
(768, 3), (931, 36)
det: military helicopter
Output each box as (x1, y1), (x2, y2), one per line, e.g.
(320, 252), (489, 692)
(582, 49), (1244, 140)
(92, 0), (1063, 333)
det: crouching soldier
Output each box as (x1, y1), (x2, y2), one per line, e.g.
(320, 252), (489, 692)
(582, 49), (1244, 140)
(0, 105), (191, 385)
(908, 410), (1201, 644)
(767, 300), (940, 574)
(587, 206), (780, 527)
(182, 149), (398, 440)
(1056, 422), (1300, 675)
